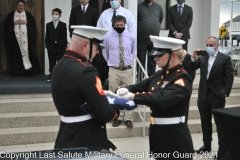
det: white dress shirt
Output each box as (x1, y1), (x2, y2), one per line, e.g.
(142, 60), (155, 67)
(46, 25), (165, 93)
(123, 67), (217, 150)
(191, 50), (218, 79)
(81, 4), (89, 12)
(97, 6), (136, 37)
(207, 51), (218, 79)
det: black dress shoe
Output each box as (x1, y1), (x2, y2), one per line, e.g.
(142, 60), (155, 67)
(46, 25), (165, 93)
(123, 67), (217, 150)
(112, 120), (121, 127)
(125, 120), (133, 128)
(196, 145), (211, 154)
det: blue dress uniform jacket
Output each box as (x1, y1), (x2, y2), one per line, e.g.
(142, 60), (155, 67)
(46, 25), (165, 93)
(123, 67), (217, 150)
(52, 50), (118, 150)
(125, 64), (194, 159)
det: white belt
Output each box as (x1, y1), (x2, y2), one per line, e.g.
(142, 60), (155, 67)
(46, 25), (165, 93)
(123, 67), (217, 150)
(150, 116), (185, 125)
(61, 114), (92, 123)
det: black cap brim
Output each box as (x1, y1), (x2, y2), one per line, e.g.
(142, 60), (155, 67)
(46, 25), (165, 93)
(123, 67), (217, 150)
(149, 48), (172, 57)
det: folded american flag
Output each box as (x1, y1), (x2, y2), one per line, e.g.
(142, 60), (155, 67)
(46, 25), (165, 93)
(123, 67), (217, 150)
(80, 95), (137, 113)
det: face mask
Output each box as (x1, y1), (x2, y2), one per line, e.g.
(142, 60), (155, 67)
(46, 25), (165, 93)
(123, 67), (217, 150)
(114, 27), (125, 34)
(177, 0), (185, 5)
(110, 1), (119, 9)
(206, 47), (215, 55)
(52, 15), (59, 21)
(145, 0), (151, 3)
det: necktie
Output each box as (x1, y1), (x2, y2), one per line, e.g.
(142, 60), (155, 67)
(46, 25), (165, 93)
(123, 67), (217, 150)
(178, 6), (182, 16)
(119, 35), (125, 68)
(112, 11), (116, 22)
(99, 0), (103, 14)
(83, 6), (85, 13)
(54, 21), (57, 29)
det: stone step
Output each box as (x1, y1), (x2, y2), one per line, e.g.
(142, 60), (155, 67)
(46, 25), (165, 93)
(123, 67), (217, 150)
(189, 92), (240, 106)
(1, 92), (240, 113)
(1, 104), (239, 129)
(0, 119), (215, 146)
(191, 88), (240, 94)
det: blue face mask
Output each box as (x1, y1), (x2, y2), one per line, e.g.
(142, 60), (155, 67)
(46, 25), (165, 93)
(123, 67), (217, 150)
(206, 47), (215, 55)
(110, 1), (119, 9)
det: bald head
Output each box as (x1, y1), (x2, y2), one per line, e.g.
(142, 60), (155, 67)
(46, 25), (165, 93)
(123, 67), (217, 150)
(69, 35), (99, 62)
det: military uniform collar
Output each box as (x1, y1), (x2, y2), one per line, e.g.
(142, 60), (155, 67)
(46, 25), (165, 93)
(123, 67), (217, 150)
(65, 49), (87, 62)
(162, 64), (182, 75)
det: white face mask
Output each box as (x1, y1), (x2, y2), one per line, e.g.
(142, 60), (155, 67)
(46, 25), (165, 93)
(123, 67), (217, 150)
(52, 15), (59, 21)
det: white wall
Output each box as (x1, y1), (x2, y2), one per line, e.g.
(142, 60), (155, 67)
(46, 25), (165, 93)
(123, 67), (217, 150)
(44, 0), (72, 75)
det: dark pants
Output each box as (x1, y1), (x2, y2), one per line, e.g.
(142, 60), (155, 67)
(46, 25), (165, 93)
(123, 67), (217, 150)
(198, 90), (225, 144)
(182, 39), (188, 51)
(137, 37), (156, 77)
(47, 44), (65, 77)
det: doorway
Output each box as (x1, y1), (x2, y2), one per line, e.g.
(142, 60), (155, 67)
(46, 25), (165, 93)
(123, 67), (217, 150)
(0, 0), (44, 73)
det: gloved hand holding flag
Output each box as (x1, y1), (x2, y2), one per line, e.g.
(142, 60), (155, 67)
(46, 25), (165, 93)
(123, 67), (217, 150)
(80, 95), (137, 113)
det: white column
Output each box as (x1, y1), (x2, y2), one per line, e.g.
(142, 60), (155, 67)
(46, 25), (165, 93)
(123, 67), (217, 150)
(44, 0), (72, 75)
(124, 0), (138, 37)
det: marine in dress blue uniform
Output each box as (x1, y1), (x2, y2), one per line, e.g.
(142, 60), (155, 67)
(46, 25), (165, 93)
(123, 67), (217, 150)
(51, 26), (119, 150)
(117, 37), (194, 159)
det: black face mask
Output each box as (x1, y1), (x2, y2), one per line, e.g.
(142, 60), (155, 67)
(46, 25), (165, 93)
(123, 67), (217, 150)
(177, 0), (185, 5)
(114, 27), (125, 34)
(145, 0), (151, 3)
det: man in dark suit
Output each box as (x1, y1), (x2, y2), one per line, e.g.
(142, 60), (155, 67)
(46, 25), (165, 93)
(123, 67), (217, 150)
(88, 0), (111, 86)
(191, 36), (234, 155)
(69, 0), (99, 37)
(89, 0), (111, 14)
(45, 8), (67, 82)
(182, 52), (196, 81)
(167, 0), (193, 51)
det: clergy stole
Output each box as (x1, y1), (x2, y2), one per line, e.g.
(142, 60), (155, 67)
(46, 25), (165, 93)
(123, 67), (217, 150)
(14, 10), (32, 70)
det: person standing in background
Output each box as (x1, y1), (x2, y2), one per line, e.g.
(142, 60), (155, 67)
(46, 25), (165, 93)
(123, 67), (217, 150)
(69, 0), (99, 37)
(45, 8), (67, 82)
(97, 0), (136, 36)
(88, 0), (111, 86)
(192, 36), (233, 156)
(137, 0), (164, 78)
(103, 15), (136, 128)
(167, 0), (193, 51)
(3, 0), (40, 77)
(95, 0), (136, 86)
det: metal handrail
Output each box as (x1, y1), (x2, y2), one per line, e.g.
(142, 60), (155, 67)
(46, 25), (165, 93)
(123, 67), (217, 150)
(133, 54), (149, 137)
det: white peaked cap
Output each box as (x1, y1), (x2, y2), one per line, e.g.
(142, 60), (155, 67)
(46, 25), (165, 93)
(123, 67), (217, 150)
(71, 25), (108, 41)
(150, 36), (185, 51)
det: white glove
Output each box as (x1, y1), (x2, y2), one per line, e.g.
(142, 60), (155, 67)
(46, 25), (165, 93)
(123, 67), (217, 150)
(116, 88), (129, 96)
(120, 92), (134, 100)
(104, 90), (120, 98)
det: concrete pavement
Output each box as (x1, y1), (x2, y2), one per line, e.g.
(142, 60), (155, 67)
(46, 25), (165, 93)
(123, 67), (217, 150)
(0, 133), (218, 160)
(110, 133), (218, 160)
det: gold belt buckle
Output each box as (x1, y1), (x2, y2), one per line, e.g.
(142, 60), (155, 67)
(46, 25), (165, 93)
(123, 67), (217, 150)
(150, 116), (155, 125)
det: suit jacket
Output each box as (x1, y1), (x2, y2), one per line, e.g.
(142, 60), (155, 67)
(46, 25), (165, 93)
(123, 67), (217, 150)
(69, 5), (99, 37)
(167, 4), (193, 41)
(89, 0), (111, 13)
(45, 20), (67, 52)
(191, 51), (234, 101)
(182, 53), (196, 81)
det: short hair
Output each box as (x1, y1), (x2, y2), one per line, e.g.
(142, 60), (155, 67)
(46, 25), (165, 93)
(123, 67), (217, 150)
(17, 0), (25, 5)
(52, 8), (62, 15)
(207, 36), (219, 46)
(112, 15), (127, 28)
